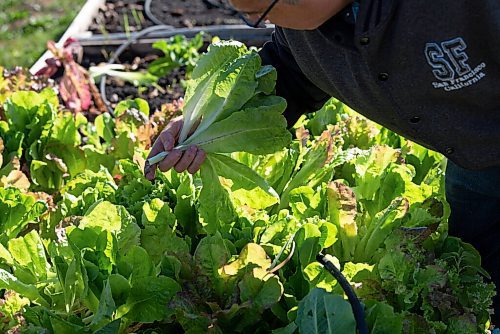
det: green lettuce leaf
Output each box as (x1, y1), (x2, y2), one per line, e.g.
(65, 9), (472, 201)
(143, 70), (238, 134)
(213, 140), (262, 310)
(296, 288), (356, 334)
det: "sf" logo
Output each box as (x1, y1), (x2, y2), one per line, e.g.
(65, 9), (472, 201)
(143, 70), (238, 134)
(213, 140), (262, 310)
(424, 37), (471, 81)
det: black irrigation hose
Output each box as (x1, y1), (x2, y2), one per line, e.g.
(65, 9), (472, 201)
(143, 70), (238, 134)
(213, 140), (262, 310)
(99, 24), (174, 114)
(316, 253), (369, 334)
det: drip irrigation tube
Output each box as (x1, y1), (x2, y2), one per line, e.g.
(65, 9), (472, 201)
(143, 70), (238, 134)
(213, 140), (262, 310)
(144, 0), (168, 26)
(79, 25), (274, 47)
(98, 24), (174, 113)
(316, 253), (369, 334)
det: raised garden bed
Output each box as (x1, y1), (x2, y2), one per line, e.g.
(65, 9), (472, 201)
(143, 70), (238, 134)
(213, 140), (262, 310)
(89, 0), (241, 34)
(80, 26), (274, 111)
(27, 0), (272, 111)
(29, 0), (274, 113)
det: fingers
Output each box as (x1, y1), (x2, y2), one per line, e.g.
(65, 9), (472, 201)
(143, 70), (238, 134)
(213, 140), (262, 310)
(147, 131), (174, 162)
(145, 147), (206, 180)
(158, 149), (182, 172)
(187, 149), (206, 174)
(172, 147), (206, 174)
(174, 146), (198, 173)
(165, 116), (183, 139)
(144, 162), (156, 181)
(144, 116), (206, 180)
(146, 116), (183, 160)
(145, 117), (184, 180)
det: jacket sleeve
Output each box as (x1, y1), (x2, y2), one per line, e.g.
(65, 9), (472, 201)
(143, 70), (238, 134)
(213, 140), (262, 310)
(259, 27), (331, 127)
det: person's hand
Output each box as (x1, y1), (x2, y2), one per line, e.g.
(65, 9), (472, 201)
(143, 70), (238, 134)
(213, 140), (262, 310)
(145, 116), (206, 181)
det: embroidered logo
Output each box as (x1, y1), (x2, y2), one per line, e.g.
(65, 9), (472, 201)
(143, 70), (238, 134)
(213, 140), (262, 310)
(424, 37), (486, 91)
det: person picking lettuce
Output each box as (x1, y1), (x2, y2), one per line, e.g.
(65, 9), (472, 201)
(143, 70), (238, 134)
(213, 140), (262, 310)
(145, 0), (500, 324)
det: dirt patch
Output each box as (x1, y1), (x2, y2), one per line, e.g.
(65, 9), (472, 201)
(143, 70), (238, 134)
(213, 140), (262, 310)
(90, 0), (242, 34)
(101, 56), (186, 112)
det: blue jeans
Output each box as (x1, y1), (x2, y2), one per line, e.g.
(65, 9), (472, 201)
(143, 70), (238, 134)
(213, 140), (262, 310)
(445, 160), (500, 324)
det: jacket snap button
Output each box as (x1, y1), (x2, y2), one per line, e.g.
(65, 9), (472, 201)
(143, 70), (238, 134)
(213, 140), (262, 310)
(378, 72), (389, 81)
(360, 36), (370, 45)
(445, 147), (454, 154)
(410, 116), (421, 123)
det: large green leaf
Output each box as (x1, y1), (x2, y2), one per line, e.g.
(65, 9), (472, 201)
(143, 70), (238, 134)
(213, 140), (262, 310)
(221, 243), (271, 276)
(365, 301), (403, 334)
(199, 158), (236, 234)
(117, 276), (181, 323)
(0, 188), (47, 243)
(80, 201), (140, 254)
(188, 52), (260, 138)
(194, 234), (232, 297)
(0, 269), (49, 307)
(182, 103), (291, 155)
(117, 246), (154, 282)
(141, 198), (176, 227)
(91, 279), (116, 328)
(296, 288), (356, 334)
(30, 159), (64, 191)
(140, 199), (189, 264)
(80, 201), (122, 232)
(174, 173), (198, 237)
(239, 267), (283, 311)
(8, 230), (49, 281)
(179, 40), (248, 142)
(208, 153), (279, 209)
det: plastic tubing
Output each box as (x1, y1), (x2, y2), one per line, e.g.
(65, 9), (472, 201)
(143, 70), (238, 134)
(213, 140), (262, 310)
(144, 0), (167, 26)
(316, 253), (369, 334)
(98, 24), (174, 113)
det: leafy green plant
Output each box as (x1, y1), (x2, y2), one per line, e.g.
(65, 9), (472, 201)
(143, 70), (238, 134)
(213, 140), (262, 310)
(148, 33), (204, 77)
(0, 40), (495, 334)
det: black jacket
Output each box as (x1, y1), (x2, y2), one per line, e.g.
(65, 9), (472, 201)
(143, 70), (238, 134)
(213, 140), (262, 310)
(260, 0), (500, 170)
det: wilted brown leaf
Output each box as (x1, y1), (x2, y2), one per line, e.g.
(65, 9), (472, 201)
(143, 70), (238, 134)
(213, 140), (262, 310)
(295, 126), (310, 150)
(0, 171), (30, 191)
